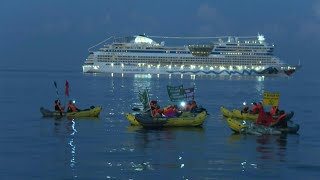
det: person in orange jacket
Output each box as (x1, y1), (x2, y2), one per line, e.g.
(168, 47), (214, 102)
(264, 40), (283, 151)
(67, 100), (81, 112)
(250, 102), (259, 114)
(270, 106), (279, 116)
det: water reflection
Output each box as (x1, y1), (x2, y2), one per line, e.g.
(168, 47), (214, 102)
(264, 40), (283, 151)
(255, 134), (287, 161)
(52, 118), (78, 178)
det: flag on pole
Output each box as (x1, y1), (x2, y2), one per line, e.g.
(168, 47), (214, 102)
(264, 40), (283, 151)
(184, 87), (195, 101)
(139, 89), (150, 111)
(65, 80), (69, 97)
(167, 85), (185, 102)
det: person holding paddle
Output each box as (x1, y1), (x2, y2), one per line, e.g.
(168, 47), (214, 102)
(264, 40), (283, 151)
(54, 99), (64, 115)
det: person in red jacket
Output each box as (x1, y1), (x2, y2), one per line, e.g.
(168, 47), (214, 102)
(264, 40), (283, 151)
(250, 102), (259, 114)
(67, 100), (81, 112)
(54, 99), (64, 116)
(54, 100), (64, 112)
(270, 106), (279, 116)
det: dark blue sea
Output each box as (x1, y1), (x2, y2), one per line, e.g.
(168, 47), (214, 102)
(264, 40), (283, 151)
(0, 69), (319, 179)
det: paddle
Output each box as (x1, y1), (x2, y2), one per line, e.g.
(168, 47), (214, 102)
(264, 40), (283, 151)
(54, 81), (63, 116)
(132, 107), (142, 112)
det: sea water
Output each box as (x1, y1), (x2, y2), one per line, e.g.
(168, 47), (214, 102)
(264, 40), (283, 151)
(0, 69), (319, 179)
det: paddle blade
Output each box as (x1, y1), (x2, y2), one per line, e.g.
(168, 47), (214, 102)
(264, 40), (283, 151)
(54, 81), (57, 88)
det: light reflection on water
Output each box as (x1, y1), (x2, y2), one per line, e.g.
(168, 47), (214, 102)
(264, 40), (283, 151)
(7, 71), (318, 179)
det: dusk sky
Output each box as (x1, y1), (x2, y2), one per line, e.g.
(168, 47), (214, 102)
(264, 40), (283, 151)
(1, 0), (318, 76)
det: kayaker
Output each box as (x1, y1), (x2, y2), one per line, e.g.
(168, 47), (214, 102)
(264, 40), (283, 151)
(150, 100), (157, 110)
(183, 101), (192, 111)
(241, 102), (249, 114)
(250, 102), (259, 114)
(152, 104), (163, 117)
(189, 100), (198, 113)
(257, 102), (264, 111)
(54, 100), (64, 114)
(257, 108), (273, 126)
(67, 100), (81, 112)
(271, 110), (288, 128)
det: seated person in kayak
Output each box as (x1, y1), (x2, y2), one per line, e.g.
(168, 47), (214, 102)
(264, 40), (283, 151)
(184, 100), (198, 112)
(152, 104), (163, 117)
(271, 110), (288, 128)
(67, 100), (81, 112)
(54, 100), (64, 113)
(163, 105), (179, 117)
(250, 102), (259, 114)
(241, 102), (249, 114)
(150, 100), (158, 110)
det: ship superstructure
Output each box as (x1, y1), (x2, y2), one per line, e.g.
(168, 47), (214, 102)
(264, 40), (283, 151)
(82, 34), (299, 76)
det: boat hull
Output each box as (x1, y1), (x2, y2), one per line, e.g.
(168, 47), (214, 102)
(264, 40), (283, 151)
(40, 106), (102, 118)
(130, 111), (208, 128)
(83, 64), (298, 76)
(227, 118), (299, 135)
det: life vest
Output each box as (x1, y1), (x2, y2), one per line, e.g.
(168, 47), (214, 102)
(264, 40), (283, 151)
(152, 108), (162, 117)
(270, 106), (278, 116)
(68, 103), (77, 112)
(272, 113), (287, 126)
(257, 109), (273, 126)
(189, 103), (197, 112)
(251, 105), (259, 114)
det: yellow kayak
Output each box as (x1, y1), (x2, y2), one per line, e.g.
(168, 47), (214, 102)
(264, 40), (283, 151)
(40, 106), (102, 118)
(227, 118), (299, 134)
(220, 106), (258, 120)
(227, 118), (248, 133)
(126, 113), (140, 126)
(126, 111), (208, 127)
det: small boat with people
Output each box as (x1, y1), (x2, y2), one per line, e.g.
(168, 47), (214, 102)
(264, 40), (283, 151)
(126, 85), (208, 128)
(220, 103), (294, 121)
(227, 118), (299, 135)
(40, 106), (102, 118)
(41, 80), (102, 118)
(135, 111), (207, 128)
(224, 92), (299, 135)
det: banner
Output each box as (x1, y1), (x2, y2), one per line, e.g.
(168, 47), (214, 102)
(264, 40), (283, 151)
(167, 85), (185, 102)
(263, 92), (280, 106)
(184, 87), (194, 101)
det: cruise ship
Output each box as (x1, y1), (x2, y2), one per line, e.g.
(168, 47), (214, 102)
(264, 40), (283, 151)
(82, 34), (300, 76)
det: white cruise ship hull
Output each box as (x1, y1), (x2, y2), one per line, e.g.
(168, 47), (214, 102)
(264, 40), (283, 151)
(83, 63), (298, 76)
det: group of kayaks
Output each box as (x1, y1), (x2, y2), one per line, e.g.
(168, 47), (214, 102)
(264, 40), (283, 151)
(40, 103), (299, 135)
(220, 106), (299, 135)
